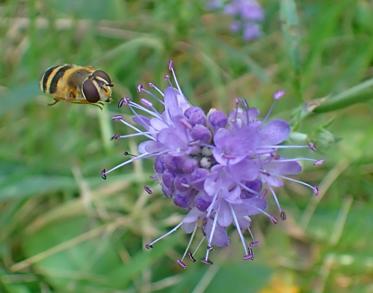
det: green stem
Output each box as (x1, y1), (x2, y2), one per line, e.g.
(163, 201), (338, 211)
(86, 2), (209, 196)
(313, 78), (373, 113)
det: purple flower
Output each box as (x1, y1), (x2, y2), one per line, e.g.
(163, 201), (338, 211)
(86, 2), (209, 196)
(102, 62), (322, 267)
(208, 0), (264, 41)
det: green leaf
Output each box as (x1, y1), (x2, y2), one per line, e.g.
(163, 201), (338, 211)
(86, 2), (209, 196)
(0, 83), (39, 117)
(280, 0), (302, 100)
(22, 216), (125, 291)
(107, 235), (180, 289)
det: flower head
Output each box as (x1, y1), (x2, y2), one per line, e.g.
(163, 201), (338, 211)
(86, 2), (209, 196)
(102, 62), (322, 267)
(208, 0), (264, 41)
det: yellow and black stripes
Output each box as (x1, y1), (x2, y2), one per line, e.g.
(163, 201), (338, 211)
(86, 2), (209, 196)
(40, 64), (112, 108)
(40, 65), (59, 93)
(40, 64), (74, 94)
(49, 65), (73, 94)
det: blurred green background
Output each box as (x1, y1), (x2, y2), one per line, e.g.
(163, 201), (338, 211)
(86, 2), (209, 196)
(0, 0), (372, 292)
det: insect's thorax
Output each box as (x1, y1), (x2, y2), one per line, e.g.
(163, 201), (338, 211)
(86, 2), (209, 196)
(66, 68), (93, 90)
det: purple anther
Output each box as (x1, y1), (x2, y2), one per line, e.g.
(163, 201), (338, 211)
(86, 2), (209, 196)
(249, 240), (259, 248)
(280, 210), (287, 221)
(144, 185), (153, 195)
(201, 258), (213, 265)
(168, 60), (174, 71)
(271, 216), (278, 224)
(176, 259), (187, 269)
(164, 74), (170, 80)
(140, 98), (153, 108)
(112, 115), (123, 121)
(118, 97), (130, 108)
(111, 134), (120, 140)
(137, 84), (144, 93)
(188, 252), (196, 262)
(314, 159), (325, 167)
(243, 253), (254, 261)
(313, 186), (320, 196)
(145, 243), (153, 250)
(273, 90), (285, 100)
(308, 142), (317, 152)
(100, 169), (107, 180)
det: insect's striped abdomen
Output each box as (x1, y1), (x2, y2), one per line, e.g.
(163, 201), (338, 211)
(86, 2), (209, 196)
(48, 64), (73, 94)
(40, 65), (59, 93)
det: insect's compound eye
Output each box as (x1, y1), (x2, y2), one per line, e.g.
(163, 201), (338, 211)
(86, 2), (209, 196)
(82, 79), (100, 103)
(92, 70), (113, 87)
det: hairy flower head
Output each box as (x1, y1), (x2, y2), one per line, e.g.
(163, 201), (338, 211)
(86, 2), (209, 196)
(102, 62), (322, 267)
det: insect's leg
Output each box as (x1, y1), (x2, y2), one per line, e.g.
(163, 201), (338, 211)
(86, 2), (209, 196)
(91, 102), (104, 110)
(48, 99), (60, 106)
(70, 100), (93, 105)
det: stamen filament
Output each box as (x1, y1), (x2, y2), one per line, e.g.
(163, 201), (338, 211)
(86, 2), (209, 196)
(181, 223), (198, 261)
(247, 225), (255, 243)
(118, 132), (151, 139)
(143, 87), (165, 104)
(192, 237), (205, 258)
(206, 192), (219, 218)
(204, 205), (220, 262)
(129, 101), (161, 119)
(259, 145), (309, 150)
(118, 118), (154, 140)
(274, 157), (320, 163)
(277, 175), (318, 194)
(169, 61), (184, 97)
(255, 207), (278, 224)
(146, 222), (183, 248)
(229, 204), (248, 256)
(268, 186), (283, 213)
(105, 152), (152, 175)
(263, 102), (277, 121)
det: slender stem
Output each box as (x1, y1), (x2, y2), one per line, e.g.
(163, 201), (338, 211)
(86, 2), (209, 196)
(314, 78), (373, 113)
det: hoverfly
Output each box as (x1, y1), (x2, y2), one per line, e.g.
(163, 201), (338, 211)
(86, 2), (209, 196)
(40, 64), (113, 109)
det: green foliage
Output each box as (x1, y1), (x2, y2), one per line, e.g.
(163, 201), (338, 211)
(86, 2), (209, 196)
(0, 0), (372, 292)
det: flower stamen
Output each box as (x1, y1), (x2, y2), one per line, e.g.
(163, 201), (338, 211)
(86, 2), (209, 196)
(229, 204), (249, 258)
(277, 174), (319, 195)
(145, 221), (183, 249)
(103, 152), (154, 177)
(203, 205), (220, 264)
(168, 60), (184, 97)
(180, 223), (198, 262)
(113, 116), (154, 140)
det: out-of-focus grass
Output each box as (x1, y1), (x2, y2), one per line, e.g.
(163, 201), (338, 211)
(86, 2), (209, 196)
(0, 0), (372, 292)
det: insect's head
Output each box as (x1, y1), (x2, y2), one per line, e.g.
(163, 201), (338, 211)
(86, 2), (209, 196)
(82, 70), (113, 103)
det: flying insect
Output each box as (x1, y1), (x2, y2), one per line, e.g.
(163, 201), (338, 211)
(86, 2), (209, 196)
(40, 64), (113, 109)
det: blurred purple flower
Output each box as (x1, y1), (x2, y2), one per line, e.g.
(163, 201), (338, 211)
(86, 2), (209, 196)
(208, 0), (264, 41)
(102, 62), (322, 267)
